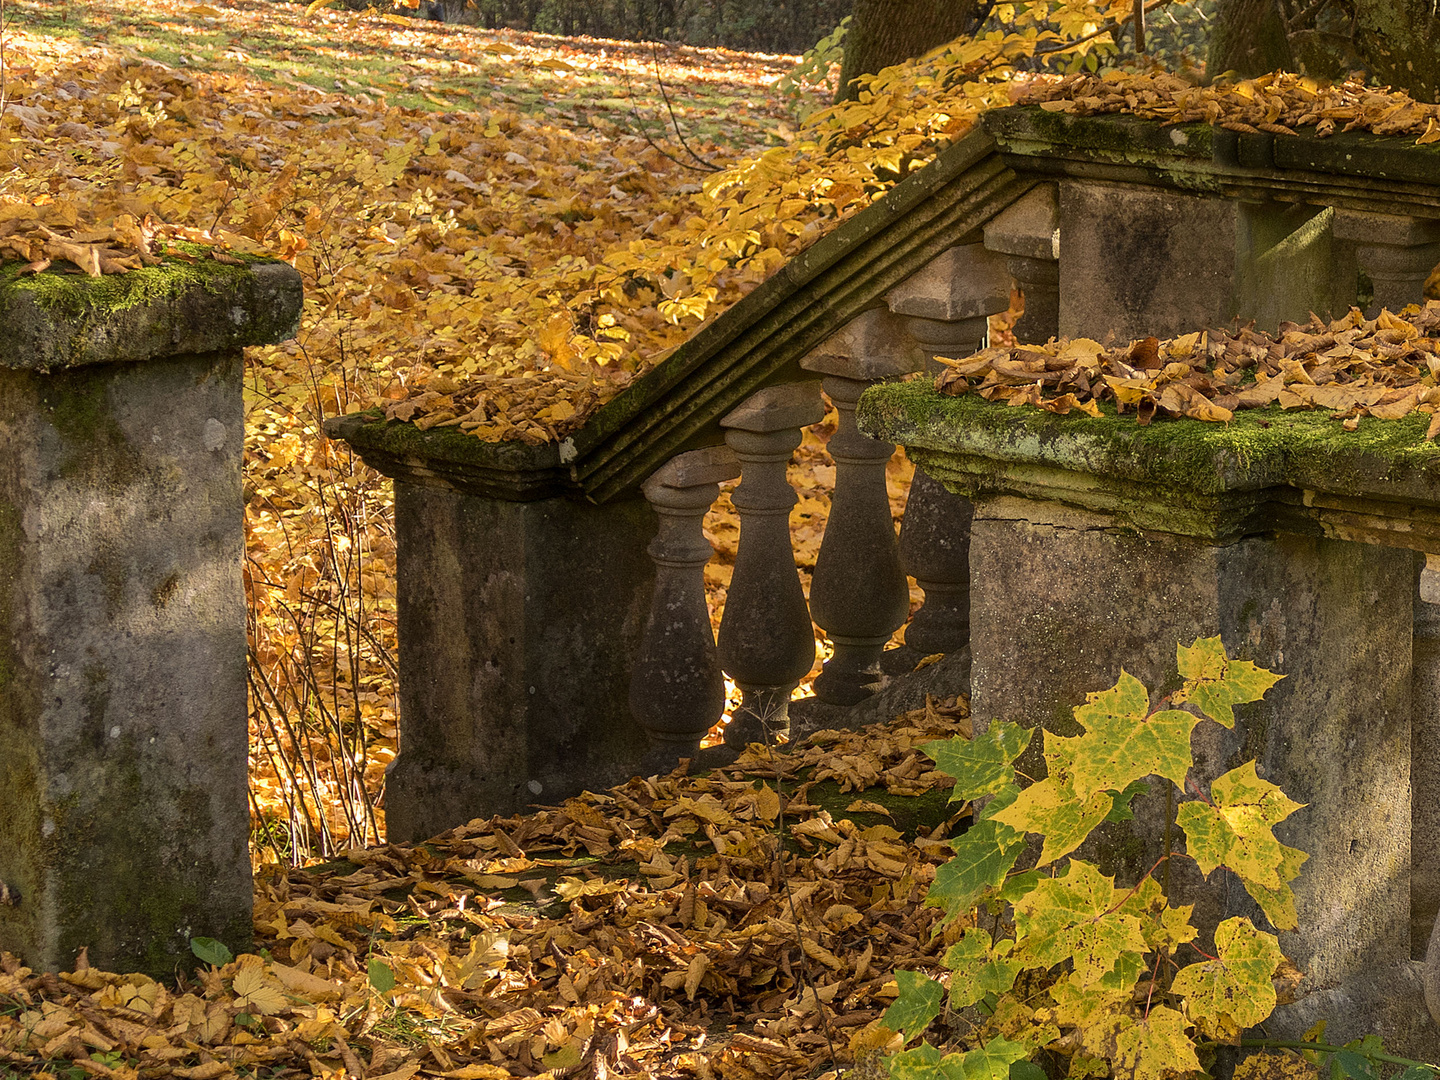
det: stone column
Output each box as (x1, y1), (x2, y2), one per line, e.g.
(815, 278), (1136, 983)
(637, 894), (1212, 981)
(983, 184), (1060, 345)
(717, 382), (825, 747)
(1333, 211), (1440, 317)
(630, 446), (739, 766)
(885, 244), (1010, 671)
(386, 485), (656, 839)
(1416, 557), (1440, 960)
(0, 257), (302, 976)
(968, 497), (1413, 1046)
(802, 310), (923, 705)
(1057, 181), (1347, 338)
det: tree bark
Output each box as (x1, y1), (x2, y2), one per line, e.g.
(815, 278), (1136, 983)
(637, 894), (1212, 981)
(1206, 0), (1294, 79)
(1353, 0), (1440, 103)
(835, 0), (982, 102)
(1208, 0), (1439, 102)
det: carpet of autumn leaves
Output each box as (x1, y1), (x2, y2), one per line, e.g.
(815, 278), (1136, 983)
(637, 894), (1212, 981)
(1, 705), (973, 1080)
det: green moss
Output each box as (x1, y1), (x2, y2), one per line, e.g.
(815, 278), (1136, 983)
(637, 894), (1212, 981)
(1, 245), (263, 320)
(862, 380), (1440, 506)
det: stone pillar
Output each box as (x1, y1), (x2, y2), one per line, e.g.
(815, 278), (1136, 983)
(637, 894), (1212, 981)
(717, 382), (825, 747)
(1416, 557), (1440, 959)
(983, 184), (1060, 345)
(1333, 211), (1440, 316)
(0, 257), (302, 976)
(386, 485), (655, 839)
(630, 446), (739, 766)
(968, 497), (1414, 1046)
(885, 244), (1010, 671)
(1057, 182), (1347, 338)
(802, 310), (923, 705)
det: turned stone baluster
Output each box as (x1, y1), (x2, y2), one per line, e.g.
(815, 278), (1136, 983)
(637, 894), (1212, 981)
(1333, 211), (1440, 317)
(717, 382), (826, 747)
(802, 309), (925, 704)
(884, 243), (1011, 665)
(630, 446), (741, 766)
(983, 184), (1061, 345)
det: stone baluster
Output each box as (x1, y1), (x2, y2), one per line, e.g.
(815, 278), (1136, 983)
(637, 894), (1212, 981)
(1332, 211), (1440, 317)
(983, 184), (1061, 345)
(884, 243), (1012, 666)
(717, 382), (826, 747)
(629, 446), (740, 766)
(801, 309), (926, 704)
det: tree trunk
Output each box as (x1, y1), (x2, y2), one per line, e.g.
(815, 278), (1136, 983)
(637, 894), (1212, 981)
(1208, 0), (1439, 102)
(1206, 0), (1294, 79)
(1353, 0), (1440, 103)
(835, 0), (982, 102)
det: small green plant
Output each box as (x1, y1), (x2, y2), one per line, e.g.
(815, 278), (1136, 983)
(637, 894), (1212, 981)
(775, 17), (849, 122)
(882, 637), (1301, 1078)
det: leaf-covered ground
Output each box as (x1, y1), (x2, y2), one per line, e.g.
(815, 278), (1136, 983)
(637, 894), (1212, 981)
(0, 706), (973, 1080)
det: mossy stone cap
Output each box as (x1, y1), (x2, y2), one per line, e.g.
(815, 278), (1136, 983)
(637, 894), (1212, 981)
(0, 253), (303, 372)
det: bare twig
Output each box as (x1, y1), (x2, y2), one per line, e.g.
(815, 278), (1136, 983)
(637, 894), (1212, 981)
(650, 42), (720, 173)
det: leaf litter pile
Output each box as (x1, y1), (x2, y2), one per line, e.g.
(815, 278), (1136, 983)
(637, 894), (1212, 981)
(1021, 68), (1440, 143)
(0, 707), (975, 1080)
(934, 300), (1440, 435)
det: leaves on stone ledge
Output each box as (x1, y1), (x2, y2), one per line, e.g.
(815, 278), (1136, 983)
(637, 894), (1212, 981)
(934, 302), (1440, 434)
(1022, 69), (1440, 145)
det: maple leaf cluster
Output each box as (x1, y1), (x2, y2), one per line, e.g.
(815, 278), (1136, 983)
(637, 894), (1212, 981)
(887, 639), (1303, 1079)
(1021, 69), (1440, 143)
(934, 300), (1440, 434)
(0, 706), (976, 1079)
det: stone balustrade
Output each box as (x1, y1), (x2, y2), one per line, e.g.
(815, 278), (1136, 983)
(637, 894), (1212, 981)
(325, 110), (1440, 1052)
(0, 254), (302, 976)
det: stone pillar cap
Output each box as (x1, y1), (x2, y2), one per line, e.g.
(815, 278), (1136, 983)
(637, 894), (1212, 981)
(1, 255), (303, 372)
(644, 445), (741, 492)
(885, 242), (1011, 321)
(721, 380), (826, 432)
(983, 185), (1060, 261)
(800, 307), (926, 380)
(1332, 210), (1440, 247)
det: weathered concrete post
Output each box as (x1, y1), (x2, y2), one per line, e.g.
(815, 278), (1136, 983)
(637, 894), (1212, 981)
(802, 310), (923, 705)
(983, 184), (1060, 345)
(1058, 182), (1349, 338)
(885, 243), (1010, 668)
(630, 446), (739, 765)
(717, 382), (825, 747)
(1333, 211), (1440, 317)
(0, 255), (302, 976)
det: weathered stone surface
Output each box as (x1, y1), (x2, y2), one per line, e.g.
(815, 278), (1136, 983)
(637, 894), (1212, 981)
(885, 243), (1011, 322)
(0, 255), (301, 372)
(0, 257), (299, 977)
(808, 376), (908, 705)
(1413, 562), (1440, 959)
(631, 448), (738, 767)
(968, 499), (1412, 1022)
(858, 382), (1440, 551)
(800, 308), (925, 381)
(385, 484), (655, 840)
(1058, 181), (1239, 340)
(0, 353), (253, 976)
(983, 184), (1059, 261)
(1059, 184), (1339, 338)
(790, 648), (971, 736)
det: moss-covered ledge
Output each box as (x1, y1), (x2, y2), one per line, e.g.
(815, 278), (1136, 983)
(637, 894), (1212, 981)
(858, 379), (1440, 548)
(323, 409), (569, 500)
(0, 251), (303, 372)
(982, 104), (1440, 216)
